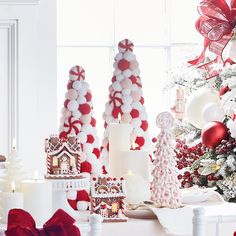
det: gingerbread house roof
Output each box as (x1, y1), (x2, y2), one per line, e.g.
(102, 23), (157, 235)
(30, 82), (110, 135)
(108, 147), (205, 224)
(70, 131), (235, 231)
(91, 177), (126, 198)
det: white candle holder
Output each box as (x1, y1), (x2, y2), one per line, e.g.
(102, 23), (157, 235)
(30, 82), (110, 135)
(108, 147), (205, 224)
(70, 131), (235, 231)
(50, 178), (90, 219)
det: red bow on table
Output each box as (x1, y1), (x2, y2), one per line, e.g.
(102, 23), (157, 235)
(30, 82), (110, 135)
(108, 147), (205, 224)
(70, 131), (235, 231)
(5, 208), (81, 236)
(189, 0), (236, 79)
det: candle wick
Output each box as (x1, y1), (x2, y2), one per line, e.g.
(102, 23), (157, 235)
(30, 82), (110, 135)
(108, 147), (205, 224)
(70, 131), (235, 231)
(12, 189), (15, 193)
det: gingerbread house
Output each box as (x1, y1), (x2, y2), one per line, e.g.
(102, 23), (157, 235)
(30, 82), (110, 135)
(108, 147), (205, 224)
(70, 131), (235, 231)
(45, 135), (82, 179)
(91, 177), (127, 222)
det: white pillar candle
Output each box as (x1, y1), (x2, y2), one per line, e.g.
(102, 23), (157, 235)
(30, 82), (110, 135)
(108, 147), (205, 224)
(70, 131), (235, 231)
(108, 121), (131, 177)
(21, 179), (52, 226)
(1, 181), (23, 223)
(124, 171), (150, 204)
(121, 150), (150, 181)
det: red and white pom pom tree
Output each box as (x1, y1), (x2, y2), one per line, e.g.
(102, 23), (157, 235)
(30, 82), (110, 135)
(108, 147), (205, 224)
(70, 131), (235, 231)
(101, 39), (151, 170)
(151, 112), (182, 209)
(59, 65), (101, 210)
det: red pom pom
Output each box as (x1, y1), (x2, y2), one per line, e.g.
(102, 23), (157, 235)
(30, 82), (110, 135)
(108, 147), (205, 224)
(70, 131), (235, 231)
(140, 120), (148, 131)
(85, 92), (92, 102)
(219, 85), (231, 96)
(79, 103), (91, 115)
(102, 165), (107, 174)
(67, 82), (73, 89)
(93, 148), (100, 159)
(118, 59), (130, 71)
(201, 121), (229, 149)
(130, 75), (137, 84)
(80, 161), (92, 173)
(135, 136), (145, 147)
(59, 131), (68, 139)
(87, 134), (95, 144)
(112, 76), (116, 83)
(67, 199), (77, 210)
(112, 107), (121, 118)
(77, 190), (90, 202)
(140, 97), (144, 105)
(90, 117), (96, 127)
(64, 99), (70, 108)
(130, 109), (139, 118)
(104, 122), (108, 128)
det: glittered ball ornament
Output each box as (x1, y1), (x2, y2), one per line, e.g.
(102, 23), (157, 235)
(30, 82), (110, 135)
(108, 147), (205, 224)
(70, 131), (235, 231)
(118, 59), (130, 71)
(201, 121), (229, 149)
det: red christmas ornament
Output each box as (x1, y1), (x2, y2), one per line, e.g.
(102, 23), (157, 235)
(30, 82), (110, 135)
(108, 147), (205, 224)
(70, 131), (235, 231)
(135, 136), (145, 147)
(201, 121), (229, 149)
(79, 103), (91, 115)
(76, 190), (90, 202)
(80, 161), (92, 173)
(118, 59), (130, 71)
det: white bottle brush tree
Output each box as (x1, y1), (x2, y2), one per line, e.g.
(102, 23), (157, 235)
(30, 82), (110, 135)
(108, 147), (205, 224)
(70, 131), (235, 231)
(101, 39), (151, 172)
(151, 112), (182, 208)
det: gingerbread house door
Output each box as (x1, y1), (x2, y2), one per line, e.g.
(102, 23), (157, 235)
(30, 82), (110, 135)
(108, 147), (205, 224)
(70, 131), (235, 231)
(60, 155), (70, 174)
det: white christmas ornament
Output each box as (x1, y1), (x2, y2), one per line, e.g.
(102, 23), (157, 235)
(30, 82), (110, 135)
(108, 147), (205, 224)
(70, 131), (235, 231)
(186, 88), (220, 129)
(201, 102), (225, 122)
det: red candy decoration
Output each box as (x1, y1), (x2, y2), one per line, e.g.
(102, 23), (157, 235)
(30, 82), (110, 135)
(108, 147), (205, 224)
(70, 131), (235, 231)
(69, 66), (85, 81)
(79, 103), (91, 115)
(201, 121), (229, 149)
(140, 120), (148, 131)
(87, 134), (95, 144)
(80, 161), (92, 173)
(90, 117), (96, 127)
(118, 39), (134, 52)
(130, 109), (139, 118)
(85, 92), (92, 102)
(93, 148), (100, 158)
(112, 107), (121, 118)
(76, 190), (90, 202)
(130, 75), (137, 84)
(118, 59), (130, 71)
(135, 136), (145, 147)
(59, 131), (68, 139)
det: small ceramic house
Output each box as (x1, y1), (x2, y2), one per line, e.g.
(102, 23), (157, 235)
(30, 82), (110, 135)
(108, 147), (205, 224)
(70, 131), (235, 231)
(45, 135), (82, 179)
(91, 177), (127, 222)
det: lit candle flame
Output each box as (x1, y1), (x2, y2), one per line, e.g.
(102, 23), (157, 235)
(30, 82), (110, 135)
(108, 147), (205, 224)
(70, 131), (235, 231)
(118, 113), (121, 123)
(128, 170), (133, 176)
(34, 170), (38, 181)
(11, 181), (15, 193)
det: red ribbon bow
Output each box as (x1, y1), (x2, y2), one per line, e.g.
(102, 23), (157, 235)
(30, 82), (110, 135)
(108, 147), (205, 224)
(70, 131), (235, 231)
(189, 0), (236, 79)
(5, 209), (81, 236)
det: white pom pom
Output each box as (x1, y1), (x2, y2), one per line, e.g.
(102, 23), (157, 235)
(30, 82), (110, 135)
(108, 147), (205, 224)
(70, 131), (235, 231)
(132, 69), (140, 76)
(80, 152), (87, 162)
(80, 115), (91, 124)
(77, 96), (87, 104)
(121, 104), (132, 113)
(67, 100), (79, 111)
(72, 110), (82, 118)
(79, 87), (87, 96)
(112, 81), (122, 91)
(116, 74), (125, 82)
(123, 69), (132, 77)
(81, 172), (91, 178)
(140, 111), (148, 120)
(77, 132), (87, 144)
(77, 201), (88, 211)
(105, 102), (113, 113)
(115, 52), (123, 61)
(86, 153), (97, 165)
(132, 118), (142, 127)
(133, 127), (143, 136)
(72, 81), (83, 90)
(122, 95), (133, 105)
(131, 84), (139, 91)
(91, 159), (102, 174)
(123, 51), (136, 61)
(113, 69), (122, 76)
(82, 81), (89, 90)
(105, 115), (113, 123)
(66, 190), (77, 200)
(132, 101), (143, 110)
(113, 61), (118, 69)
(122, 89), (131, 95)
(81, 124), (93, 133)
(83, 143), (93, 153)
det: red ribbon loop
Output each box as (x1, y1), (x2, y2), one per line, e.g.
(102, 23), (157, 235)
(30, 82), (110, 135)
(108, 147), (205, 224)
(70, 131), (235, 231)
(189, 0), (236, 79)
(5, 209), (81, 236)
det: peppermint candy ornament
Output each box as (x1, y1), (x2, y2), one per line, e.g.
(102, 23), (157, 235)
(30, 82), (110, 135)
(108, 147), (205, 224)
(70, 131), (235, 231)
(118, 39), (134, 53)
(69, 65), (85, 81)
